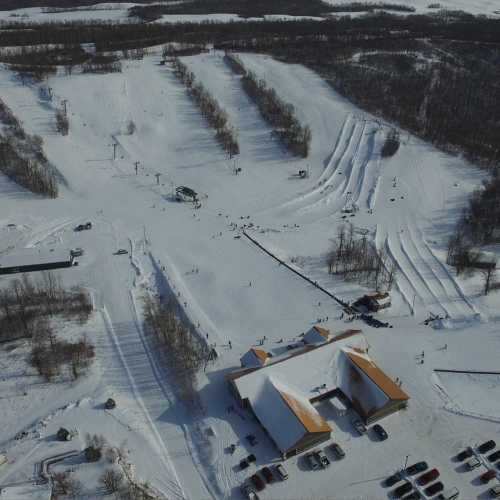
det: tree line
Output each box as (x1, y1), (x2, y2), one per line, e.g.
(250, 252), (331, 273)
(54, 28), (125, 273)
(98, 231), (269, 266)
(0, 272), (94, 381)
(225, 54), (311, 157)
(447, 173), (500, 288)
(143, 296), (209, 408)
(172, 57), (239, 157)
(327, 223), (397, 291)
(0, 271), (92, 343)
(0, 98), (58, 197)
(129, 0), (333, 22)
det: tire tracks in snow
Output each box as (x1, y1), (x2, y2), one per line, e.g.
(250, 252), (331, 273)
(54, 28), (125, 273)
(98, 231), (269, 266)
(101, 305), (186, 500)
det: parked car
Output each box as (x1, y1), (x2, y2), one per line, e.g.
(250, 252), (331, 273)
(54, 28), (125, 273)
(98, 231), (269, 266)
(247, 454), (256, 463)
(405, 461), (428, 475)
(481, 469), (497, 483)
(384, 471), (404, 488)
(424, 482), (444, 496)
(456, 447), (474, 461)
(74, 222), (92, 232)
(240, 459), (249, 470)
(250, 474), (265, 492)
(315, 449), (330, 467)
(478, 440), (496, 454)
(305, 452), (321, 470)
(275, 464), (288, 480)
(260, 467), (274, 484)
(417, 468), (440, 486)
(393, 481), (413, 498)
(402, 491), (421, 500)
(372, 424), (388, 441)
(436, 487), (460, 500)
(352, 418), (367, 435)
(331, 443), (345, 459)
(488, 450), (500, 462)
(115, 248), (128, 255)
(70, 248), (84, 257)
(490, 485), (500, 498)
(466, 457), (481, 470)
(241, 484), (259, 500)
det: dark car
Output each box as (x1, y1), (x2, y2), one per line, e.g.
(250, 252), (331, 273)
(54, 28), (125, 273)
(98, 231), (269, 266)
(405, 461), (428, 475)
(384, 471), (404, 488)
(393, 481), (413, 498)
(478, 440), (496, 454)
(417, 468), (440, 486)
(240, 459), (249, 470)
(250, 474), (265, 492)
(373, 424), (388, 441)
(352, 418), (367, 435)
(75, 224), (85, 232)
(456, 447), (474, 461)
(481, 469), (497, 483)
(331, 443), (345, 459)
(488, 450), (500, 462)
(424, 482), (444, 496)
(260, 467), (274, 484)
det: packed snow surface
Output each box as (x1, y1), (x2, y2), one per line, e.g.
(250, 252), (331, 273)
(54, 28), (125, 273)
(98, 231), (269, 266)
(0, 50), (499, 500)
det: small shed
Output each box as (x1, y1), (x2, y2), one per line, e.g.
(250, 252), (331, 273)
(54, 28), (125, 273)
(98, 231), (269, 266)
(354, 292), (391, 312)
(303, 326), (331, 345)
(240, 348), (270, 368)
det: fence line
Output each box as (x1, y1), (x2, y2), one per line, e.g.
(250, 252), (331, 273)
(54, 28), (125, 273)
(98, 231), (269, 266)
(242, 230), (349, 309)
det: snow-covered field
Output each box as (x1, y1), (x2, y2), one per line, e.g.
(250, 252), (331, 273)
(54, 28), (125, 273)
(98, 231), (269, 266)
(0, 0), (498, 24)
(0, 48), (499, 500)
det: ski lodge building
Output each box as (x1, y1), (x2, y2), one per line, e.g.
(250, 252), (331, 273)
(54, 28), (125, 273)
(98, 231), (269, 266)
(227, 328), (409, 459)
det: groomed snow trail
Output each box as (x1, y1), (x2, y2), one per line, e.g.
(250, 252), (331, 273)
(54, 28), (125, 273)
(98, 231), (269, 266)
(275, 118), (381, 219)
(382, 220), (478, 320)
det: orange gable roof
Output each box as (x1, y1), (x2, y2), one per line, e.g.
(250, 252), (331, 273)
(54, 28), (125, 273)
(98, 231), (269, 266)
(251, 348), (269, 363)
(278, 389), (331, 434)
(346, 351), (409, 401)
(313, 326), (330, 339)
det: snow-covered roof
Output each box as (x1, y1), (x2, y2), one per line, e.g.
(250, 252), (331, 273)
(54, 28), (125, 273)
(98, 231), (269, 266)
(230, 330), (409, 447)
(0, 248), (72, 268)
(373, 293), (391, 306)
(338, 349), (408, 420)
(240, 348), (269, 368)
(250, 376), (331, 454)
(303, 325), (331, 345)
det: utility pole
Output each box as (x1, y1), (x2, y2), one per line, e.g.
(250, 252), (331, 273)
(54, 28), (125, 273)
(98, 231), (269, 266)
(112, 142), (118, 161)
(155, 173), (161, 185)
(61, 99), (67, 115)
(134, 161), (140, 175)
(47, 87), (53, 101)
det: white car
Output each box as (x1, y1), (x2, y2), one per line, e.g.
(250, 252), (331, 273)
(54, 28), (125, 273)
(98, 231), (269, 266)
(275, 464), (288, 480)
(315, 449), (330, 467)
(241, 484), (259, 500)
(466, 457), (480, 470)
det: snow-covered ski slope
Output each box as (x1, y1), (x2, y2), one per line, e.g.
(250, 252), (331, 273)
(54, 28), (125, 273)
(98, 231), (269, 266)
(0, 50), (498, 500)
